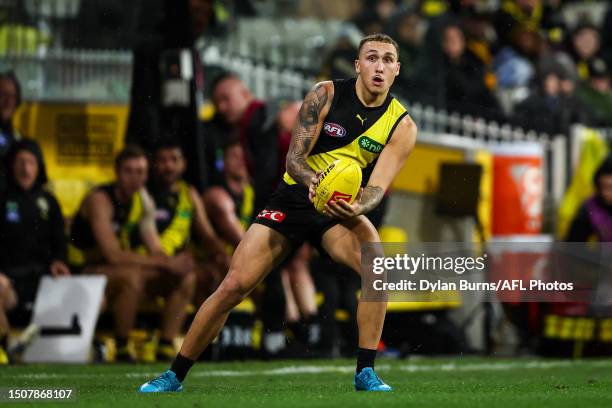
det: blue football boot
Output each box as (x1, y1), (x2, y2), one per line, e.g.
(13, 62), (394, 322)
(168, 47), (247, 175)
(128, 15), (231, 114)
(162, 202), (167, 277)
(139, 370), (183, 393)
(354, 367), (393, 392)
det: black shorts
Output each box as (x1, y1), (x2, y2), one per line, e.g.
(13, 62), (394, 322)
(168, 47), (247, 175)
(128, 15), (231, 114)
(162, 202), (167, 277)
(253, 181), (339, 251)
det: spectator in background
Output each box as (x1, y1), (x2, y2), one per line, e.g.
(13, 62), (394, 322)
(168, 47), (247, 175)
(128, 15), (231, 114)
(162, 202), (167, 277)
(514, 65), (592, 134)
(206, 73), (283, 216)
(566, 155), (612, 242)
(0, 140), (69, 364)
(575, 58), (612, 127)
(493, 25), (542, 89)
(409, 0), (491, 107)
(439, 23), (502, 119)
(0, 72), (24, 192)
(385, 8), (423, 95)
(568, 22), (603, 81)
(319, 26), (360, 80)
(68, 145), (196, 362)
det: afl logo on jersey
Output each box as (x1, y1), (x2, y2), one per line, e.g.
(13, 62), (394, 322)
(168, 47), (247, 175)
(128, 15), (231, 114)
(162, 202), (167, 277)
(323, 122), (346, 138)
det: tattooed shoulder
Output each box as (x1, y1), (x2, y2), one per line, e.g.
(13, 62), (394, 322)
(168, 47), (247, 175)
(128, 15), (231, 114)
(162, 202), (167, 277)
(299, 83), (329, 128)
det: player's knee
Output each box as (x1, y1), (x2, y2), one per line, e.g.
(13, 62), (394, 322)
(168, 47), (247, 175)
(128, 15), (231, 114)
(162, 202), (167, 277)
(216, 273), (248, 308)
(358, 218), (379, 243)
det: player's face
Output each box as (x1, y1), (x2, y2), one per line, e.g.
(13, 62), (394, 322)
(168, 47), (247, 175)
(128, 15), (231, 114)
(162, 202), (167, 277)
(355, 42), (400, 95)
(12, 150), (38, 191)
(116, 157), (148, 197)
(599, 174), (612, 206)
(213, 78), (251, 125)
(154, 147), (185, 187)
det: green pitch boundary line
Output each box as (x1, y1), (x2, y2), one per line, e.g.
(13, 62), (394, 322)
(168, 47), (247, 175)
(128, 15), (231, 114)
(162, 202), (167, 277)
(4, 359), (612, 380)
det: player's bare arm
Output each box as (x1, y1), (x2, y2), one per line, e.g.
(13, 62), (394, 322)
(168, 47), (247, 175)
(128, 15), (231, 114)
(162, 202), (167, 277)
(203, 187), (244, 247)
(325, 116), (417, 219)
(286, 81), (334, 194)
(86, 190), (177, 271)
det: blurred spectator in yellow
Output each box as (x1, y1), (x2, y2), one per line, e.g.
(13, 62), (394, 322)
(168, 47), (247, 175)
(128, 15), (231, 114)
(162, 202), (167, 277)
(0, 140), (69, 364)
(566, 155), (612, 242)
(68, 145), (196, 362)
(568, 22), (603, 81)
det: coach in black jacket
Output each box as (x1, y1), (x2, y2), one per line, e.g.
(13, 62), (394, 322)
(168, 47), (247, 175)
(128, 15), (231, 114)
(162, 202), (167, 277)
(0, 139), (69, 358)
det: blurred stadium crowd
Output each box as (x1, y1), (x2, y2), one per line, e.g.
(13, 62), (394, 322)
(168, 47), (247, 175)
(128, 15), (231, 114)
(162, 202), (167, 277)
(327, 0), (612, 134)
(0, 0), (611, 364)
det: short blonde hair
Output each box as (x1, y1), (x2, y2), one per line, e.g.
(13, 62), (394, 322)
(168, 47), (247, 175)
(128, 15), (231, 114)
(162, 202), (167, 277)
(358, 34), (399, 59)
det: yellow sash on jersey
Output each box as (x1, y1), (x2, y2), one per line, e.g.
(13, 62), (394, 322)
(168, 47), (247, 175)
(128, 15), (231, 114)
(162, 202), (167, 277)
(157, 181), (194, 256)
(283, 98), (407, 185)
(239, 183), (255, 230)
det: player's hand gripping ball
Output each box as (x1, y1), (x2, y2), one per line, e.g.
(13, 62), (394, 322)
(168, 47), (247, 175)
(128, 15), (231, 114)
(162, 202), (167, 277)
(313, 159), (362, 214)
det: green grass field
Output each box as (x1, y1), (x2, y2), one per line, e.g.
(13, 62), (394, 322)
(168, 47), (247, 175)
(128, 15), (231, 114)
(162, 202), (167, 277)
(1, 358), (611, 407)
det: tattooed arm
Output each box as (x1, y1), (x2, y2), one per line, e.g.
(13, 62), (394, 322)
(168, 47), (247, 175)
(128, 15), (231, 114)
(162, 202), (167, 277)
(325, 115), (417, 219)
(286, 81), (333, 190)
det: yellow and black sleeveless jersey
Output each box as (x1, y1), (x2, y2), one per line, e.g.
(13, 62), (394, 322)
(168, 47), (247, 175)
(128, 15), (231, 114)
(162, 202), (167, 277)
(139, 180), (194, 256)
(253, 78), (407, 249)
(283, 78), (408, 187)
(68, 183), (145, 268)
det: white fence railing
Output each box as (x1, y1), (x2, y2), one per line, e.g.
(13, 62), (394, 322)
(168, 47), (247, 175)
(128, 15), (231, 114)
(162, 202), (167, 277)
(1, 49), (133, 102)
